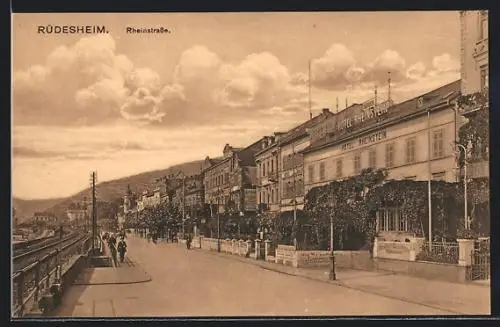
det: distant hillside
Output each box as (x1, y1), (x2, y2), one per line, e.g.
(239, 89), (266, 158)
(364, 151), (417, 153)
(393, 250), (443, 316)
(44, 159), (206, 219)
(12, 197), (66, 221)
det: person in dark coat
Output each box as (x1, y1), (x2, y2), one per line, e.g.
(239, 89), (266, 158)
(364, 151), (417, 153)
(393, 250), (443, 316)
(108, 233), (118, 266)
(117, 237), (127, 263)
(186, 233), (192, 249)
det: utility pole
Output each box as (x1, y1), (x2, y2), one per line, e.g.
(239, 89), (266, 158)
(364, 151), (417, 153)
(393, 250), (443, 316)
(182, 175), (186, 235)
(427, 110), (432, 245)
(292, 142), (297, 249)
(90, 171), (98, 252)
(388, 71), (392, 105)
(308, 60), (313, 120)
(217, 187), (221, 252)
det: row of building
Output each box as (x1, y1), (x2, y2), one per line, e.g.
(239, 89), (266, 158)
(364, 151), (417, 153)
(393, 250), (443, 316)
(123, 11), (489, 238)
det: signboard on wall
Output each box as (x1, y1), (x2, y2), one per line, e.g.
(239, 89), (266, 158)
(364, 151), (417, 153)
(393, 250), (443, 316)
(341, 130), (388, 151)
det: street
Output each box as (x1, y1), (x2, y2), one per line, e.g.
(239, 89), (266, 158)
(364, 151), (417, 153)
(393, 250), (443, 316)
(51, 234), (488, 317)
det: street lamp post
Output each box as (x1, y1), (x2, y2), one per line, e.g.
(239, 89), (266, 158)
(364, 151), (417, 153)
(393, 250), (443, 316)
(455, 143), (469, 230)
(329, 215), (336, 280)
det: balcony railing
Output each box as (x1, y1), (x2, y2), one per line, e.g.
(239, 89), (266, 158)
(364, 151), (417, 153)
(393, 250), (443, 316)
(473, 38), (488, 59)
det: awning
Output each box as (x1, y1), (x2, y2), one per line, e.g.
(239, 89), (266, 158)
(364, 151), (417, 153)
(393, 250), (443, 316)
(231, 186), (241, 192)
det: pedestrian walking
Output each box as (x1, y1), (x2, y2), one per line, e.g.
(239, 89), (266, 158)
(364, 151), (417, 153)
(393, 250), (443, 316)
(117, 237), (127, 263)
(109, 240), (118, 266)
(185, 233), (192, 250)
(109, 233), (117, 248)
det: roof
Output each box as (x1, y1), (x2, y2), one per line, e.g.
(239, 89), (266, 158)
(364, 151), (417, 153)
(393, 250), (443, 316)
(302, 80), (461, 154)
(279, 110), (334, 146)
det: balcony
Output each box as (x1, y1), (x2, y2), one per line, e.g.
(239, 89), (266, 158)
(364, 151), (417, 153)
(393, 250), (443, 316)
(260, 174), (279, 186)
(473, 38), (488, 60)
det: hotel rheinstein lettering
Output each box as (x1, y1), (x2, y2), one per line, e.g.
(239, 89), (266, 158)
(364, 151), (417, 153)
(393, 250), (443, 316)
(336, 100), (391, 132)
(341, 130), (388, 151)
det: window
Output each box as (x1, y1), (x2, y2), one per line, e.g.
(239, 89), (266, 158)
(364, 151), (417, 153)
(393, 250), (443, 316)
(319, 162), (326, 181)
(405, 137), (416, 164)
(432, 172), (446, 181)
(385, 143), (395, 168)
(354, 153), (362, 174)
(308, 164), (315, 183)
(336, 159), (343, 178)
(271, 189), (274, 203)
(378, 207), (409, 232)
(432, 129), (444, 159)
(368, 148), (377, 169)
(387, 208), (396, 231)
(262, 162), (266, 176)
(480, 65), (488, 91)
(271, 159), (274, 173)
(479, 12), (488, 40)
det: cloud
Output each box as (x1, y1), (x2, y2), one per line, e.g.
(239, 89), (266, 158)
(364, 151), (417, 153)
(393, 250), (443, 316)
(311, 45), (409, 89)
(13, 35), (460, 128)
(311, 43), (358, 89)
(309, 44), (459, 94)
(431, 53), (460, 73)
(13, 146), (60, 159)
(406, 61), (427, 80)
(365, 49), (407, 84)
(14, 35), (311, 128)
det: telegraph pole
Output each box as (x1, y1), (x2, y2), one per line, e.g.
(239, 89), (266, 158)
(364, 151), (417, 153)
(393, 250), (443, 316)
(292, 142), (297, 249)
(90, 171), (98, 252)
(182, 176), (186, 235)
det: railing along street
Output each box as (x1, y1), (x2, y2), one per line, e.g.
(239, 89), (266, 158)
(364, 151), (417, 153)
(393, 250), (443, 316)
(418, 241), (459, 264)
(12, 234), (92, 318)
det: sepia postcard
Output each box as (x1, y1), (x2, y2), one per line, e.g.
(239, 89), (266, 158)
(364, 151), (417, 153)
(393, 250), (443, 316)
(11, 11), (490, 318)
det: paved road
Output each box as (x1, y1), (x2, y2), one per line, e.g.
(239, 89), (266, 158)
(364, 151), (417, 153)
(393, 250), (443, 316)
(54, 234), (477, 317)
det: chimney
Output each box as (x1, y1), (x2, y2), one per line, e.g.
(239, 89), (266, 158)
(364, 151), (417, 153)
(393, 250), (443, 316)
(322, 108), (330, 115)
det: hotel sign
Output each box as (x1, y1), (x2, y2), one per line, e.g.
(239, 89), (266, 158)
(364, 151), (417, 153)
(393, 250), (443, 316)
(337, 100), (391, 132)
(342, 130), (387, 151)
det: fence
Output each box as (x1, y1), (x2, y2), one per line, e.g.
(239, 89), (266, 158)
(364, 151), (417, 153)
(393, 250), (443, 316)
(12, 234), (91, 318)
(416, 241), (459, 265)
(470, 238), (490, 280)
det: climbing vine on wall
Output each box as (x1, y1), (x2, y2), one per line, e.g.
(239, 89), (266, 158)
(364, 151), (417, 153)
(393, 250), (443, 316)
(457, 93), (489, 166)
(304, 168), (388, 249)
(364, 180), (461, 240)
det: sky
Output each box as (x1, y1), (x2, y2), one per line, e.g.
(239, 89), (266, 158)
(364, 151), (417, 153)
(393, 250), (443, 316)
(12, 12), (461, 200)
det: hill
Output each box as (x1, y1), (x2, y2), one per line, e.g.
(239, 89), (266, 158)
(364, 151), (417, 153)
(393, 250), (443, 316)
(18, 159), (206, 220)
(13, 197), (66, 222)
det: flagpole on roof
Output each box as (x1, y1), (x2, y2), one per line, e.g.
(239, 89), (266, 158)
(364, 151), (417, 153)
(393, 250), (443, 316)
(308, 60), (313, 120)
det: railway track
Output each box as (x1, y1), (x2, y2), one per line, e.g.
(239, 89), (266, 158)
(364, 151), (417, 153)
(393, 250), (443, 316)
(13, 232), (86, 272)
(13, 231), (72, 257)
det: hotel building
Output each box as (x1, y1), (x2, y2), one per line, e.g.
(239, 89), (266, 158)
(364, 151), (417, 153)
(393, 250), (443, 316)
(301, 80), (461, 238)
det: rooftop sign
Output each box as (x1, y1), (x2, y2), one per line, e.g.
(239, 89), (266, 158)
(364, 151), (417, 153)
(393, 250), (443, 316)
(336, 100), (392, 132)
